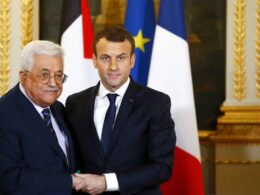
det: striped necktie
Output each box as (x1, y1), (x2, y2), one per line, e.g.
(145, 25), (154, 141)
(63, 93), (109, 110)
(42, 108), (70, 164)
(42, 108), (58, 141)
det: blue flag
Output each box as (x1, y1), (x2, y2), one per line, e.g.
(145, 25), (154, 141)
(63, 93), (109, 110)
(124, 0), (155, 85)
(158, 0), (187, 40)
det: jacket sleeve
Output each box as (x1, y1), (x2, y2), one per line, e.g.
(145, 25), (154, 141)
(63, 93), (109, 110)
(116, 94), (176, 194)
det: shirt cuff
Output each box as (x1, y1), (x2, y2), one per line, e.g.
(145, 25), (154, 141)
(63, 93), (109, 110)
(104, 173), (119, 191)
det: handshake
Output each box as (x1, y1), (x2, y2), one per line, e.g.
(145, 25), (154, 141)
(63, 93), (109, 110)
(72, 173), (107, 195)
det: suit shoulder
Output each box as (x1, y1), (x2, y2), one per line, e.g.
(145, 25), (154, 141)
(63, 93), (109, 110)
(137, 84), (171, 101)
(67, 86), (95, 101)
(0, 86), (17, 111)
(0, 86), (20, 128)
(52, 100), (65, 110)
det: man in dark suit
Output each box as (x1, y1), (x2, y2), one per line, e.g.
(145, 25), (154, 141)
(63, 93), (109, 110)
(66, 27), (176, 195)
(0, 40), (78, 194)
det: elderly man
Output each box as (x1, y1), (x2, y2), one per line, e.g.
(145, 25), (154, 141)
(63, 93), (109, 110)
(0, 40), (77, 194)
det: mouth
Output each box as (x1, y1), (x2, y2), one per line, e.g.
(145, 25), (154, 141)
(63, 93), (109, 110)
(43, 87), (59, 92)
(107, 73), (120, 79)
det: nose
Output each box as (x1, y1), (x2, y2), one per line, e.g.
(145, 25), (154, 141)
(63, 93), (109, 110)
(109, 59), (118, 70)
(48, 76), (58, 86)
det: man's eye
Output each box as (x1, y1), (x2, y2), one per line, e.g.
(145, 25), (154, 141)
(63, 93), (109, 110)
(100, 56), (110, 62)
(117, 56), (127, 61)
(40, 72), (50, 79)
(55, 74), (63, 79)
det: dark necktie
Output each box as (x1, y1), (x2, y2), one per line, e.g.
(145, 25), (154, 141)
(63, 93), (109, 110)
(42, 108), (58, 142)
(101, 93), (118, 154)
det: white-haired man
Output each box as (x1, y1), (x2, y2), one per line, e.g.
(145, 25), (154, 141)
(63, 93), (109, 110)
(0, 40), (78, 194)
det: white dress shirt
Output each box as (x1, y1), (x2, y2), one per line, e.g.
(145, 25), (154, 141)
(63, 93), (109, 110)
(19, 83), (68, 159)
(94, 78), (130, 191)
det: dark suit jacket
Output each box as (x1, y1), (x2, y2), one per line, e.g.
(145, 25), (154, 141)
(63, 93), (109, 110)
(0, 84), (76, 195)
(65, 79), (176, 195)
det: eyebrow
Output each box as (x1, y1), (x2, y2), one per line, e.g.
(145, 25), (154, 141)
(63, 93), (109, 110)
(100, 52), (128, 57)
(40, 68), (63, 73)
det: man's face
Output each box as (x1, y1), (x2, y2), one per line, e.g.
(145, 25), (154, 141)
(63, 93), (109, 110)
(93, 38), (135, 92)
(20, 55), (63, 107)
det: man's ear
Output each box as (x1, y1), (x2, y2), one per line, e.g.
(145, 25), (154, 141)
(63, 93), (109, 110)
(130, 53), (136, 68)
(92, 53), (98, 68)
(19, 71), (27, 84)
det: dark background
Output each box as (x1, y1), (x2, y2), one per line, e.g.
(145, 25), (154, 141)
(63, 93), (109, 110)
(40, 0), (226, 130)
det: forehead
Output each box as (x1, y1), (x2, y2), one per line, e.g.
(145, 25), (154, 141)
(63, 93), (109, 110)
(32, 54), (63, 70)
(96, 38), (132, 56)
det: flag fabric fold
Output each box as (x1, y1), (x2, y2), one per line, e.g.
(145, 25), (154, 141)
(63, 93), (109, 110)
(147, 0), (204, 194)
(124, 0), (155, 85)
(59, 0), (98, 104)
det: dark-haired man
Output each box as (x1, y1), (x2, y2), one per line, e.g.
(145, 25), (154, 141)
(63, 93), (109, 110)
(66, 27), (176, 195)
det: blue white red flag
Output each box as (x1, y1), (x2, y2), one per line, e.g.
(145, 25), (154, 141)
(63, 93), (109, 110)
(148, 0), (204, 194)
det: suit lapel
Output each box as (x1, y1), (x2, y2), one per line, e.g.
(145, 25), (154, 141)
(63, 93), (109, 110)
(89, 84), (107, 159)
(76, 83), (106, 160)
(106, 79), (140, 156)
(51, 105), (74, 169)
(14, 85), (68, 166)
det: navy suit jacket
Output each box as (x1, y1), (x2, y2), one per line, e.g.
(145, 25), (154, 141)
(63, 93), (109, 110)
(65, 79), (176, 195)
(0, 84), (76, 195)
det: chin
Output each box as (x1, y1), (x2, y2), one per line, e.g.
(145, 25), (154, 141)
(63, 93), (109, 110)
(42, 96), (58, 104)
(109, 79), (121, 85)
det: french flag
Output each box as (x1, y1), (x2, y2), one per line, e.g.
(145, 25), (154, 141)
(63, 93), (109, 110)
(148, 0), (204, 194)
(59, 0), (98, 103)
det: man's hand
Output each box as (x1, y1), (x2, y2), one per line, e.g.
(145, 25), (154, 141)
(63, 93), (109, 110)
(73, 173), (107, 195)
(72, 174), (83, 188)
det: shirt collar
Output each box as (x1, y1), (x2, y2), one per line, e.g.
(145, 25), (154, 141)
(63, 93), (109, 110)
(98, 77), (130, 99)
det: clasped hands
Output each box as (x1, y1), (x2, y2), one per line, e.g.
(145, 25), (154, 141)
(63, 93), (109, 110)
(72, 173), (107, 195)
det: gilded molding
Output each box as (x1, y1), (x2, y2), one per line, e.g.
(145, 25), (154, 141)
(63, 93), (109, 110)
(199, 130), (216, 142)
(20, 0), (33, 47)
(218, 105), (260, 123)
(220, 105), (260, 111)
(202, 159), (260, 164)
(256, 0), (260, 98)
(0, 0), (10, 96)
(233, 0), (246, 101)
(200, 131), (260, 144)
(216, 105), (260, 143)
(210, 134), (260, 144)
(215, 159), (260, 164)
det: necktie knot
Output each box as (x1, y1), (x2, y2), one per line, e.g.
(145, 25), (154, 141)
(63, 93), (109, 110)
(107, 93), (118, 104)
(42, 108), (56, 139)
(42, 108), (51, 123)
(42, 108), (50, 117)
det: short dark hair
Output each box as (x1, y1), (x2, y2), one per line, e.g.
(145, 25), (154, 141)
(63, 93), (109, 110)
(92, 26), (135, 55)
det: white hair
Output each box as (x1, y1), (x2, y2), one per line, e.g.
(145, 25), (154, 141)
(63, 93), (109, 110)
(20, 40), (64, 71)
